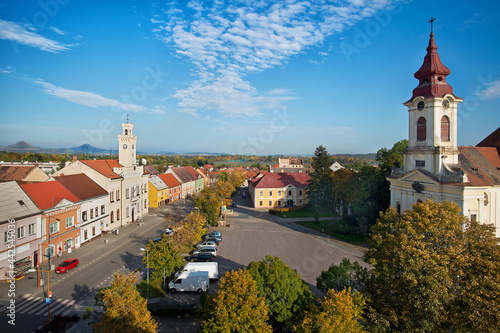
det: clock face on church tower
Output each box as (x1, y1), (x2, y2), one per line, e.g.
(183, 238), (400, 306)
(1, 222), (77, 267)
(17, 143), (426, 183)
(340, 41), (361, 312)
(442, 99), (450, 110)
(417, 101), (425, 111)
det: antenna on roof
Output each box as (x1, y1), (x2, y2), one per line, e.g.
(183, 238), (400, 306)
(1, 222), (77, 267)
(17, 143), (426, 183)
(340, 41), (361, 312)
(126, 113), (129, 123)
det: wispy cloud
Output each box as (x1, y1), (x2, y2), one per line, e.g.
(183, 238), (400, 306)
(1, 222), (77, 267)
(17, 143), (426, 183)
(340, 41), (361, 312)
(0, 19), (71, 53)
(33, 79), (146, 112)
(152, 0), (401, 117)
(477, 80), (500, 101)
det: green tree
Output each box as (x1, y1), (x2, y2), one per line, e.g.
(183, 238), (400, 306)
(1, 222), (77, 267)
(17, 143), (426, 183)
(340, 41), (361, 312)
(295, 288), (366, 333)
(143, 236), (182, 281)
(247, 256), (314, 326)
(200, 269), (272, 333)
(171, 212), (207, 253)
(445, 220), (500, 332)
(316, 258), (369, 294)
(364, 200), (500, 333)
(308, 145), (333, 218)
(375, 139), (408, 176)
(228, 170), (246, 191)
(193, 187), (220, 226)
(92, 272), (157, 333)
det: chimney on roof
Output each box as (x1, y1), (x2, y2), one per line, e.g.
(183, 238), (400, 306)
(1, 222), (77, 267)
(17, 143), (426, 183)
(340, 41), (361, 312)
(73, 156), (77, 163)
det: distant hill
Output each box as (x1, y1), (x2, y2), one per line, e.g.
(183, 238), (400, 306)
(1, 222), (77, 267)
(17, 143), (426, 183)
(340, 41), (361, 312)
(0, 141), (42, 152)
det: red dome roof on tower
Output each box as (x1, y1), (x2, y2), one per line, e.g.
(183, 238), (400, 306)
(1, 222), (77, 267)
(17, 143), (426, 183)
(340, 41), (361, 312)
(407, 32), (459, 102)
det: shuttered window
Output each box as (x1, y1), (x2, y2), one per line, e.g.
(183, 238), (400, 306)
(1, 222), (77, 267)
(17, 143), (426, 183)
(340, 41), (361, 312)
(417, 117), (426, 141)
(441, 116), (450, 141)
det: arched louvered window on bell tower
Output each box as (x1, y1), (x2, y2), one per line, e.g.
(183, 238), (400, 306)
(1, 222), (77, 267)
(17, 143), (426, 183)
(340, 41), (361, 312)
(441, 116), (450, 142)
(417, 117), (427, 141)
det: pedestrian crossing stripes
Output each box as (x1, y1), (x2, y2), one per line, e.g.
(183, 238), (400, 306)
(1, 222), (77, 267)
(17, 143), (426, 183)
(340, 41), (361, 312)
(1, 295), (88, 317)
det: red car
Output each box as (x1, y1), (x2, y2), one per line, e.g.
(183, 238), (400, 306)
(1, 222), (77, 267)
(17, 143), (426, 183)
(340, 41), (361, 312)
(55, 258), (79, 274)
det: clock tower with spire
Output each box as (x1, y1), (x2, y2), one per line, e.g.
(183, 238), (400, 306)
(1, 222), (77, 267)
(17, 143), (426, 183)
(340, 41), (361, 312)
(118, 117), (137, 168)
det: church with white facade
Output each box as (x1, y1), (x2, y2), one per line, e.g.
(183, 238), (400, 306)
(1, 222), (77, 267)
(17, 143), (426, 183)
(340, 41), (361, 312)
(388, 30), (500, 238)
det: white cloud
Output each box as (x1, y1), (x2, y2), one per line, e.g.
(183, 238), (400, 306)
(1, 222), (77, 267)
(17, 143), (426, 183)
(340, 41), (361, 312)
(477, 80), (500, 101)
(0, 66), (14, 74)
(153, 0), (401, 117)
(0, 19), (71, 53)
(33, 79), (146, 112)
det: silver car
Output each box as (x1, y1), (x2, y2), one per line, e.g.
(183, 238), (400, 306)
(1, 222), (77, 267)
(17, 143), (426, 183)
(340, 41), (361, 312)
(193, 247), (217, 257)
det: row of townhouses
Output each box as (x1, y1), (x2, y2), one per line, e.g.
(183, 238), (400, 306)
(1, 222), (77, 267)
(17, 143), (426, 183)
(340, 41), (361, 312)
(0, 122), (212, 280)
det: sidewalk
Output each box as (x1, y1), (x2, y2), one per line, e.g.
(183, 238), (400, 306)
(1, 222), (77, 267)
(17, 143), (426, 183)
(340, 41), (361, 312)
(0, 212), (165, 298)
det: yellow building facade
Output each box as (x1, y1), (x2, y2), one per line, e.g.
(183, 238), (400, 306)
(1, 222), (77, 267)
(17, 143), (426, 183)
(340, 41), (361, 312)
(248, 173), (310, 209)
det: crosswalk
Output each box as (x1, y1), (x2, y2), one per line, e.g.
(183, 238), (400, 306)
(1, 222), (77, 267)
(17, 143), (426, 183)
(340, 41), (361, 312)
(1, 295), (90, 317)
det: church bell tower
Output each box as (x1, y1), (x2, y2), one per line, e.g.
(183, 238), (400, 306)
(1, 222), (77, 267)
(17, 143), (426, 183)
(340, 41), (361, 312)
(403, 23), (463, 177)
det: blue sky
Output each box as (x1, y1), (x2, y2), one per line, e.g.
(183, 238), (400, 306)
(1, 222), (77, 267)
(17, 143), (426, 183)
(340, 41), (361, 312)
(0, 0), (499, 155)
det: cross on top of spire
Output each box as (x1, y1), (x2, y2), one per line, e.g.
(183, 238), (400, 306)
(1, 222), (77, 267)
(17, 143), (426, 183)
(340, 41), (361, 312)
(429, 17), (436, 34)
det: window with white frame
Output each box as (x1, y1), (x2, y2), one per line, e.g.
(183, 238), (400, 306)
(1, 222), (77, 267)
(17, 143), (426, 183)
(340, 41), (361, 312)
(46, 244), (55, 259)
(268, 200), (272, 206)
(299, 190), (303, 197)
(288, 190), (292, 196)
(268, 190), (272, 197)
(65, 217), (74, 228)
(126, 187), (130, 199)
(50, 221), (59, 234)
(278, 190), (282, 198)
(90, 209), (94, 219)
(259, 201), (263, 206)
(116, 190), (120, 201)
(110, 191), (114, 202)
(101, 205), (105, 214)
(29, 223), (36, 235)
(17, 226), (25, 239)
(82, 211), (87, 221)
(259, 190), (263, 197)
(95, 207), (98, 217)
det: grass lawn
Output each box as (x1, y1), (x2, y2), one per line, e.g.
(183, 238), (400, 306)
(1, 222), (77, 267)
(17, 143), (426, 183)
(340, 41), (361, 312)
(277, 206), (336, 218)
(297, 220), (367, 245)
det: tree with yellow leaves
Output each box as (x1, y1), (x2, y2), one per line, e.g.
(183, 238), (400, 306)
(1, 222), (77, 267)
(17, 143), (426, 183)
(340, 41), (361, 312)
(295, 288), (366, 333)
(200, 269), (272, 333)
(92, 272), (157, 333)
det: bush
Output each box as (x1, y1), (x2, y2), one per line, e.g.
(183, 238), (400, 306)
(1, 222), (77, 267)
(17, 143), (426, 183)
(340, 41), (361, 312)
(269, 206), (306, 215)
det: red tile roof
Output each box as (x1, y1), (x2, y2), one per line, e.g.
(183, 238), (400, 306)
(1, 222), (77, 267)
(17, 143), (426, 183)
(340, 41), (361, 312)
(169, 167), (196, 183)
(143, 165), (160, 175)
(0, 165), (36, 181)
(54, 174), (108, 200)
(21, 181), (80, 210)
(197, 168), (207, 176)
(158, 173), (181, 188)
(186, 166), (202, 179)
(476, 127), (500, 148)
(250, 172), (311, 189)
(81, 160), (122, 179)
(457, 146), (500, 186)
(203, 164), (214, 169)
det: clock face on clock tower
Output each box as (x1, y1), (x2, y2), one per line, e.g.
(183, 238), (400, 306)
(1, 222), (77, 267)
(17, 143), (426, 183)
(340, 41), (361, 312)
(123, 144), (128, 149)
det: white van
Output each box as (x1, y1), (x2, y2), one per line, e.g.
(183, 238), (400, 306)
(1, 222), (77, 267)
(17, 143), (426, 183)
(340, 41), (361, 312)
(177, 262), (218, 280)
(168, 270), (209, 293)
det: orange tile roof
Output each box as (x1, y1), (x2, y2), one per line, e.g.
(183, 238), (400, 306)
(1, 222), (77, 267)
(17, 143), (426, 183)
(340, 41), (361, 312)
(54, 174), (108, 200)
(21, 181), (80, 210)
(0, 165), (35, 181)
(158, 173), (181, 188)
(457, 146), (500, 186)
(81, 160), (122, 179)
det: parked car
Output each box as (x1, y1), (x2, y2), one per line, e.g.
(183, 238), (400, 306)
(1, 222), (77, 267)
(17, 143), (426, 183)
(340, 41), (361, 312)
(197, 241), (217, 248)
(204, 237), (220, 245)
(55, 258), (79, 274)
(153, 237), (162, 243)
(165, 227), (174, 235)
(204, 231), (222, 239)
(193, 247), (217, 257)
(187, 253), (215, 262)
(230, 203), (237, 208)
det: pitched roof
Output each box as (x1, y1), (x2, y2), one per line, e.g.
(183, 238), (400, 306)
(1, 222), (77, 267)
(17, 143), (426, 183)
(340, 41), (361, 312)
(456, 146), (500, 186)
(0, 165), (36, 181)
(149, 175), (168, 191)
(21, 181), (80, 210)
(476, 127), (500, 148)
(197, 168), (207, 176)
(186, 166), (202, 179)
(158, 173), (181, 188)
(54, 174), (108, 200)
(143, 165), (159, 175)
(250, 172), (311, 189)
(169, 167), (196, 183)
(80, 160), (122, 179)
(0, 181), (41, 222)
(203, 164), (214, 170)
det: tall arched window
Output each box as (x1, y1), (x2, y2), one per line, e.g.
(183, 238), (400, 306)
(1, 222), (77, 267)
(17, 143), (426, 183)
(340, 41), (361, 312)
(417, 117), (426, 141)
(441, 116), (450, 141)
(110, 211), (114, 223)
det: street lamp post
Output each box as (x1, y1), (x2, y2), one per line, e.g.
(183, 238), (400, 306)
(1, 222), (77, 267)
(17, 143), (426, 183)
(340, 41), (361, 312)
(140, 247), (149, 297)
(28, 268), (51, 324)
